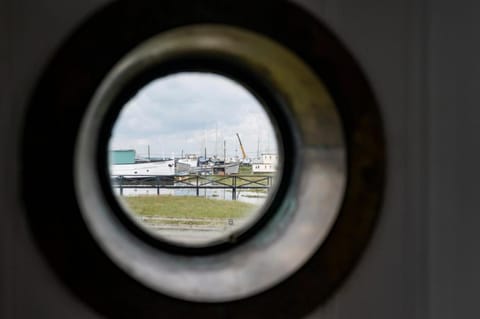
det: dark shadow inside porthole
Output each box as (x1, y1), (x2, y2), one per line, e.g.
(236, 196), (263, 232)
(97, 57), (297, 254)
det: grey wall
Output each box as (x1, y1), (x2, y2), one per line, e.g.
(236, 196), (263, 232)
(0, 2), (112, 318)
(426, 2), (480, 318)
(1, 0), (479, 318)
(297, 0), (429, 318)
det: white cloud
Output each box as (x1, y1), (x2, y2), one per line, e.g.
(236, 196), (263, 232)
(109, 72), (279, 158)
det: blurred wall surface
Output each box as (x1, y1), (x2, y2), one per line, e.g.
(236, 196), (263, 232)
(1, 0), (479, 318)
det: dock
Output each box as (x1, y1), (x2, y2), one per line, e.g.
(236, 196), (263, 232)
(111, 174), (274, 200)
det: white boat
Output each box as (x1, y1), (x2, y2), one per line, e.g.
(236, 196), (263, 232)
(252, 153), (279, 174)
(178, 157), (240, 176)
(110, 150), (175, 177)
(177, 154), (199, 169)
(175, 161), (191, 175)
(111, 159), (175, 177)
(213, 162), (240, 175)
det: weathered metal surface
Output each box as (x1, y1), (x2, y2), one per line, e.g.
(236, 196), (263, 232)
(22, 1), (384, 317)
(75, 24), (346, 302)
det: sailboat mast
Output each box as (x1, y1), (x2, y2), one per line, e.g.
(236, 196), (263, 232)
(215, 122), (218, 158)
(224, 140), (226, 162)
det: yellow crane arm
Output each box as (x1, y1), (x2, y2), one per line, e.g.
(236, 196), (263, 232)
(236, 133), (247, 160)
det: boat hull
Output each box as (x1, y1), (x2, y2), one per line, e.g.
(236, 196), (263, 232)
(110, 160), (175, 177)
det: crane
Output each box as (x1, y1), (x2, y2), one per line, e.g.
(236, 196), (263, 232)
(236, 133), (247, 160)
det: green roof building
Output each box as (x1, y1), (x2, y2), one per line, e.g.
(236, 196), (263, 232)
(110, 150), (136, 165)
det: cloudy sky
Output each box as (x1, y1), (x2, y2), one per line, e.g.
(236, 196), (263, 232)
(109, 72), (278, 159)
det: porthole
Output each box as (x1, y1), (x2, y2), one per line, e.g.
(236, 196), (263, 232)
(107, 71), (283, 247)
(23, 0), (384, 317)
(75, 25), (345, 301)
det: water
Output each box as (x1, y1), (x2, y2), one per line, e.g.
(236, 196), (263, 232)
(112, 187), (268, 205)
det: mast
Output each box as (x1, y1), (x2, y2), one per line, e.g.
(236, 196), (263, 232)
(215, 122), (218, 158)
(224, 140), (226, 162)
(257, 135), (260, 158)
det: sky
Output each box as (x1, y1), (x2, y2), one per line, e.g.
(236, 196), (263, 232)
(109, 72), (279, 159)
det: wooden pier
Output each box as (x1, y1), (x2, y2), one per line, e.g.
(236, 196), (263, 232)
(111, 175), (273, 200)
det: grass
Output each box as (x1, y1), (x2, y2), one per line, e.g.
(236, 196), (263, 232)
(120, 195), (257, 219)
(238, 165), (252, 175)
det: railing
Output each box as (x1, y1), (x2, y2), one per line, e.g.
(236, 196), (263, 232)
(111, 175), (273, 200)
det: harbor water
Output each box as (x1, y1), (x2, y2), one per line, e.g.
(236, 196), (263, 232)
(112, 187), (268, 205)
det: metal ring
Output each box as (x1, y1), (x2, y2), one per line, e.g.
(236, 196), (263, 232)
(22, 0), (384, 316)
(75, 25), (346, 302)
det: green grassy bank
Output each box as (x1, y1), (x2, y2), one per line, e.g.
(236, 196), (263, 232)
(121, 195), (256, 219)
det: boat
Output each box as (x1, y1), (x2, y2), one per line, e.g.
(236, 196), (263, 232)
(110, 160), (175, 177)
(252, 153), (279, 174)
(110, 150), (175, 178)
(177, 154), (199, 169)
(176, 155), (240, 176)
(212, 160), (240, 175)
(174, 161), (191, 175)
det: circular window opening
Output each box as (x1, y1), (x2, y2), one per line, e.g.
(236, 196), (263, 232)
(72, 24), (358, 303)
(108, 72), (282, 247)
(23, 0), (385, 311)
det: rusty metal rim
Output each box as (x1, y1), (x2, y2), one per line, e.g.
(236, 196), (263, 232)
(22, 0), (384, 317)
(74, 24), (346, 302)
